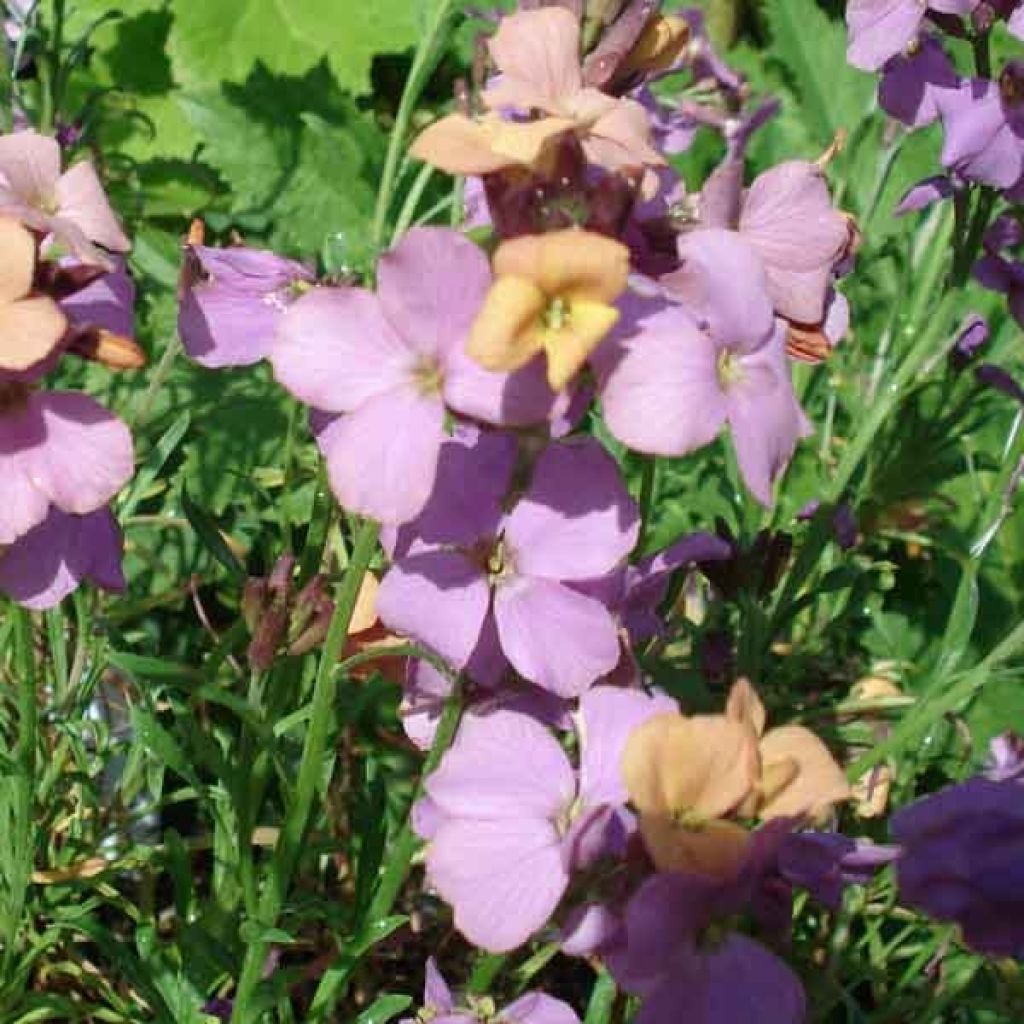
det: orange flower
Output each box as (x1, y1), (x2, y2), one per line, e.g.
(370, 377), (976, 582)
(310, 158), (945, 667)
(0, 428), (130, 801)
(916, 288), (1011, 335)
(467, 228), (629, 391)
(622, 710), (760, 877)
(726, 678), (850, 823)
(0, 217), (66, 373)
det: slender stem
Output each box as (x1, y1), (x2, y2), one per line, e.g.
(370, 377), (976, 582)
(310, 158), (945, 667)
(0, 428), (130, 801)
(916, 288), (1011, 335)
(306, 682), (464, 1021)
(1, 606), (37, 984)
(635, 457), (658, 555)
(371, 0), (459, 250)
(230, 519), (381, 1023)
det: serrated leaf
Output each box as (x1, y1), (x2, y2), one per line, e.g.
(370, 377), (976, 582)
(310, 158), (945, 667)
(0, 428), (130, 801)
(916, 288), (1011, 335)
(167, 0), (420, 97)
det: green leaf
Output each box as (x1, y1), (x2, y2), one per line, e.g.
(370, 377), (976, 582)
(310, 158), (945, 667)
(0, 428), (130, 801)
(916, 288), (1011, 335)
(354, 995), (413, 1024)
(168, 0), (421, 97)
(181, 487), (247, 582)
(178, 63), (384, 254)
(762, 0), (873, 148)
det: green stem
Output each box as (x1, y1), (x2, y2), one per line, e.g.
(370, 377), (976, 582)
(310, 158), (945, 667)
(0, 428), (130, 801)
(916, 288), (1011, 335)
(306, 682), (464, 1021)
(1, 606), (37, 985)
(371, 0), (459, 250)
(635, 457), (658, 555)
(230, 519), (381, 1023)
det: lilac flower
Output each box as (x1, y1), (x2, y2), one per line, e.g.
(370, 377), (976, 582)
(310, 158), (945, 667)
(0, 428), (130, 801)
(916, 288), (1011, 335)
(846, 0), (977, 73)
(179, 245), (314, 368)
(378, 431), (639, 697)
(597, 232), (810, 506)
(0, 131), (130, 268)
(606, 852), (806, 1024)
(878, 36), (959, 127)
(936, 65), (1024, 189)
(402, 959), (580, 1024)
(948, 313), (990, 371)
(895, 174), (957, 215)
(973, 217), (1024, 326)
(417, 687), (673, 951)
(0, 505), (124, 609)
(0, 385), (134, 545)
(891, 777), (1024, 957)
(269, 228), (555, 525)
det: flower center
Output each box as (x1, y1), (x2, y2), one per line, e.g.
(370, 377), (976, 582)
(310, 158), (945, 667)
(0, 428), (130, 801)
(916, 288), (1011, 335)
(412, 356), (445, 396)
(543, 296), (572, 331)
(716, 349), (745, 390)
(485, 537), (517, 583)
(1000, 63), (1024, 108)
(671, 806), (710, 831)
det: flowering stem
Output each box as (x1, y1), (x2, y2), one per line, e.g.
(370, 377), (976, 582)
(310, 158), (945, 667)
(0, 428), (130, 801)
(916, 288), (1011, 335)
(230, 518), (381, 1023)
(371, 0), (459, 250)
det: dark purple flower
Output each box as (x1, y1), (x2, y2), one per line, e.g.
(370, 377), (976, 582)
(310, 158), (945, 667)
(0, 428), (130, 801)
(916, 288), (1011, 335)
(895, 174), (957, 216)
(948, 313), (990, 372)
(891, 777), (1024, 957)
(878, 36), (959, 127)
(779, 832), (900, 910)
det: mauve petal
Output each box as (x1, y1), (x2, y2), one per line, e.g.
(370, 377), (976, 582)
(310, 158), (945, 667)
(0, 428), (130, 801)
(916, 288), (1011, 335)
(423, 958), (454, 1014)
(401, 659), (452, 751)
(61, 261), (135, 338)
(426, 709), (575, 820)
(494, 576), (621, 697)
(502, 992), (581, 1024)
(1009, 4), (1024, 39)
(670, 230), (775, 353)
(0, 131), (60, 205)
(895, 174), (955, 215)
(22, 391), (133, 516)
(393, 427), (517, 553)
(598, 300), (728, 457)
(313, 386), (444, 524)
(377, 551), (489, 670)
(503, 439), (639, 581)
(378, 228), (491, 359)
(55, 161), (130, 253)
(444, 345), (557, 427)
(270, 288), (414, 413)
(560, 903), (622, 956)
(726, 327), (810, 506)
(0, 463), (49, 542)
(739, 161), (848, 324)
(939, 80), (1023, 188)
(576, 686), (677, 809)
(487, 8), (582, 107)
(427, 816), (569, 952)
(845, 0), (924, 72)
(0, 506), (123, 610)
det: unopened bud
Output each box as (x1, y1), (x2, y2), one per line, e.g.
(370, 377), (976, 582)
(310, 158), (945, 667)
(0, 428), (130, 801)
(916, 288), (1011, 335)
(69, 329), (146, 370)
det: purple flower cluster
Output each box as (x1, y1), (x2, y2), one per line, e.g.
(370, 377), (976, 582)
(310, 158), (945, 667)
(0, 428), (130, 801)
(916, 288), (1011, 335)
(0, 130), (139, 609)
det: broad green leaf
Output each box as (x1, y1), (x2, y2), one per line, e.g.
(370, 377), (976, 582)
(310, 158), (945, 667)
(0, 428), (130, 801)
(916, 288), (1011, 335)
(168, 0), (421, 96)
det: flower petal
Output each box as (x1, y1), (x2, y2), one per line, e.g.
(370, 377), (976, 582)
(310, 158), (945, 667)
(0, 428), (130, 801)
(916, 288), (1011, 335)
(271, 287), (414, 414)
(504, 438), (639, 581)
(494, 575), (621, 697)
(313, 386), (444, 524)
(378, 228), (491, 359)
(55, 161), (131, 253)
(377, 550), (489, 670)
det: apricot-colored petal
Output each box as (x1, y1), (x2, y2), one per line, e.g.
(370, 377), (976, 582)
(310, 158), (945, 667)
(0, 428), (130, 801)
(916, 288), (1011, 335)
(638, 814), (752, 879)
(851, 762), (892, 818)
(467, 276), (547, 373)
(0, 296), (67, 371)
(726, 677), (767, 737)
(588, 96), (666, 167)
(0, 217), (34, 303)
(618, 15), (691, 76)
(623, 712), (758, 820)
(410, 115), (520, 176)
(493, 229), (630, 302)
(350, 571), (380, 635)
(757, 725), (851, 822)
(484, 116), (577, 167)
(541, 299), (619, 391)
